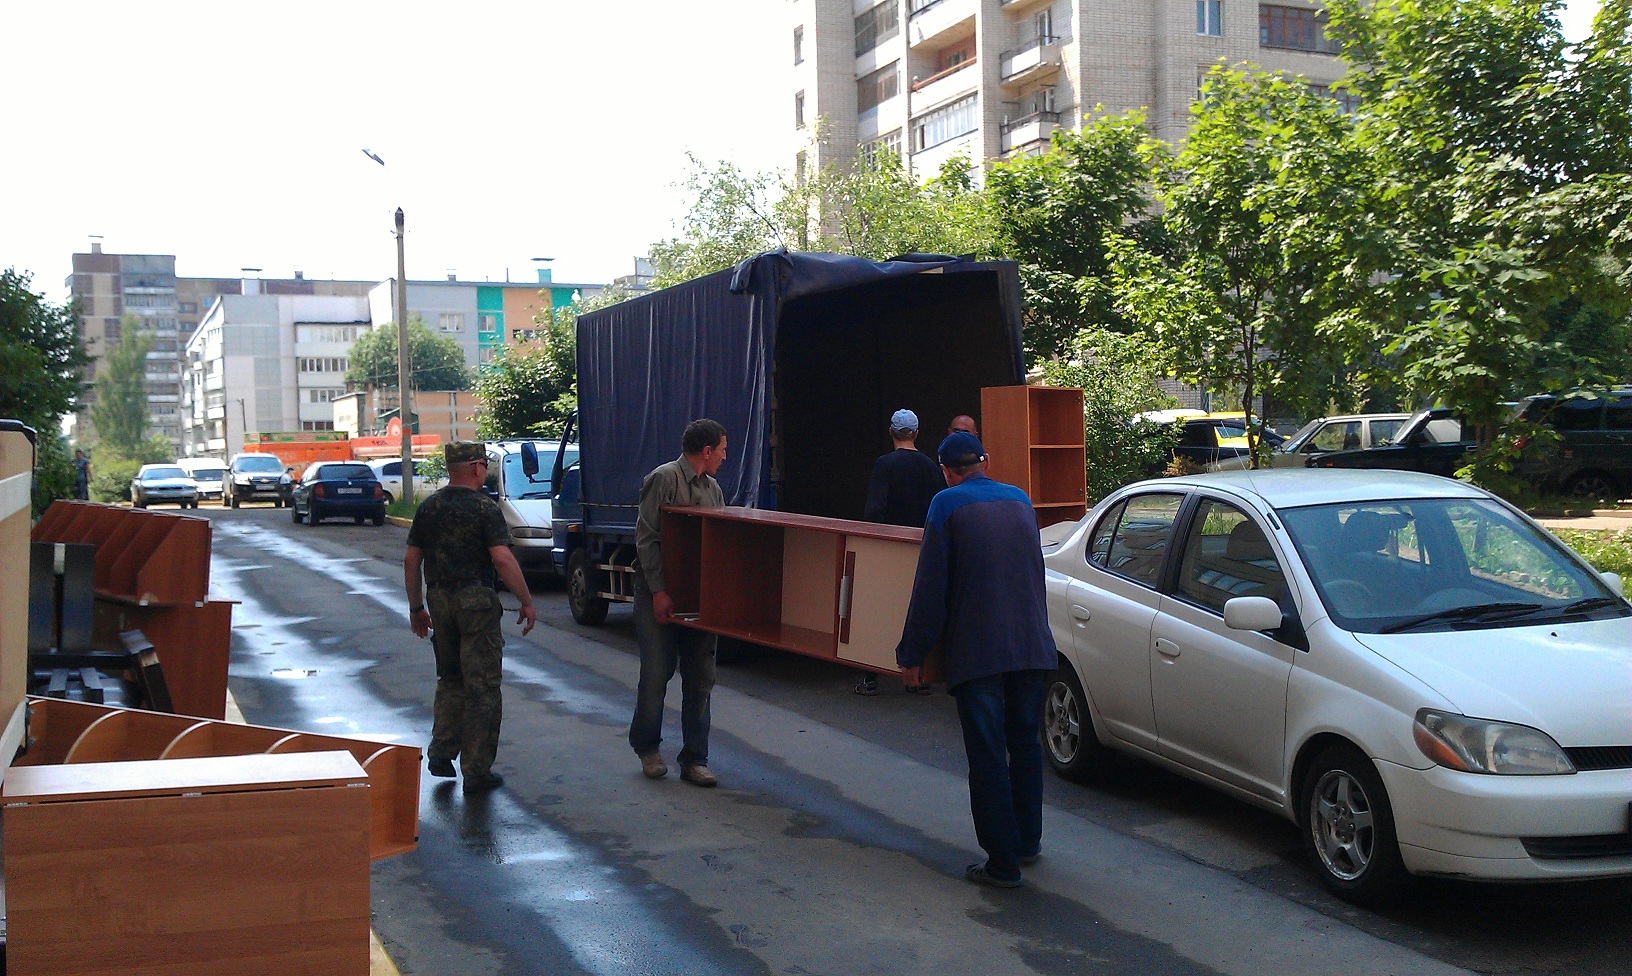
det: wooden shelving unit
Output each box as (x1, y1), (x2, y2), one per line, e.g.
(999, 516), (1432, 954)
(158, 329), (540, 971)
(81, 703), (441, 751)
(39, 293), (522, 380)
(980, 385), (1088, 527)
(662, 507), (938, 677)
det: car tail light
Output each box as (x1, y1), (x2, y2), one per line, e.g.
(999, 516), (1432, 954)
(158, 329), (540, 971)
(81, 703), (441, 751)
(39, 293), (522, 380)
(313, 484), (326, 498)
(1513, 436), (1528, 450)
(373, 483), (384, 498)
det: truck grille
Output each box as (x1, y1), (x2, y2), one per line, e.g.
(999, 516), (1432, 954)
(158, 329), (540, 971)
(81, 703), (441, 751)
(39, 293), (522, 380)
(1566, 746), (1632, 771)
(1522, 833), (1632, 859)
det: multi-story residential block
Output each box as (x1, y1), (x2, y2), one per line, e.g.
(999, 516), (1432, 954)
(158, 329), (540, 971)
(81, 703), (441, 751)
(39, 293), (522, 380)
(365, 271), (605, 371)
(181, 294), (372, 457)
(792, 0), (1346, 179)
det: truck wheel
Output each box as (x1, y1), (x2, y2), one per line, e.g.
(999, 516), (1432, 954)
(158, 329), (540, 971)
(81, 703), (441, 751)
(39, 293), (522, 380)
(567, 550), (610, 626)
(1042, 661), (1113, 782)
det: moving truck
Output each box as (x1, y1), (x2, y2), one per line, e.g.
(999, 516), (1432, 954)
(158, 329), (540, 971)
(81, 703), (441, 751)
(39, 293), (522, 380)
(541, 249), (1026, 635)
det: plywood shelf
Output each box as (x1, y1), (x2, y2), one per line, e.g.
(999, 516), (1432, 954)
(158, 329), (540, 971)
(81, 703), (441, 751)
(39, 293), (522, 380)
(981, 385), (1088, 529)
(32, 501), (211, 606)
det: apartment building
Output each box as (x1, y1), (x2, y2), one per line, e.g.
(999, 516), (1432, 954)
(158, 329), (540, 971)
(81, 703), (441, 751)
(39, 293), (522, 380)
(365, 271), (606, 371)
(181, 294), (372, 457)
(791, 0), (1346, 179)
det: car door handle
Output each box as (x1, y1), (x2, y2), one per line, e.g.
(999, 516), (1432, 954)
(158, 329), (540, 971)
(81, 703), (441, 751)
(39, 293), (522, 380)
(1154, 638), (1181, 658)
(1070, 605), (1092, 622)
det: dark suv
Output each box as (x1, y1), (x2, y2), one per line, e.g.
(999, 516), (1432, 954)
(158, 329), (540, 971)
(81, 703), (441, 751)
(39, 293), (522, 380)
(1513, 388), (1632, 502)
(223, 452), (289, 508)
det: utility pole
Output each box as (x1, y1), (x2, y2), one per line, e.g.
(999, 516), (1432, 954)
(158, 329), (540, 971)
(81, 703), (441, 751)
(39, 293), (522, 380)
(394, 207), (414, 507)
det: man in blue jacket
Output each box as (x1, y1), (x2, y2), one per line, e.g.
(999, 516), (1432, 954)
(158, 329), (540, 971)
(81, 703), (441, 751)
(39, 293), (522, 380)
(897, 431), (1056, 888)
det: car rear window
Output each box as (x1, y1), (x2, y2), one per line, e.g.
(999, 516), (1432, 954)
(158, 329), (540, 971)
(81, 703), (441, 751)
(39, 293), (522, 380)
(318, 464), (375, 480)
(1097, 493), (1184, 587)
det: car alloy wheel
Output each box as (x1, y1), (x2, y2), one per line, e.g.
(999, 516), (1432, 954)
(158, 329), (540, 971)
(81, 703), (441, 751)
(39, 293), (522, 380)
(1041, 663), (1109, 781)
(1300, 743), (1406, 905)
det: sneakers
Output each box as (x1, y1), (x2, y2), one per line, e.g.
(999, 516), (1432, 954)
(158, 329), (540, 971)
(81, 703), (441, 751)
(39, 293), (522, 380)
(964, 863), (1022, 889)
(462, 773), (504, 795)
(853, 674), (879, 696)
(680, 763), (718, 788)
(639, 752), (669, 779)
(427, 757), (456, 778)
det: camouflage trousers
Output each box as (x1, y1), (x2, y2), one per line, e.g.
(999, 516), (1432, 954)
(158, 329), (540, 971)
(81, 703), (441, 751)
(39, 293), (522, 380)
(427, 585), (505, 779)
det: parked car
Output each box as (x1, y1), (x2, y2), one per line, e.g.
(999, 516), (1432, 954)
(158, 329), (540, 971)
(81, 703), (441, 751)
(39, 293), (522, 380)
(485, 439), (578, 575)
(290, 461), (386, 526)
(223, 452), (289, 508)
(1043, 469), (1631, 903)
(130, 464), (199, 509)
(1511, 388), (1632, 503)
(1143, 414), (1284, 471)
(176, 457), (227, 501)
(1309, 407), (1475, 479)
(1212, 414), (1411, 471)
(367, 457), (446, 504)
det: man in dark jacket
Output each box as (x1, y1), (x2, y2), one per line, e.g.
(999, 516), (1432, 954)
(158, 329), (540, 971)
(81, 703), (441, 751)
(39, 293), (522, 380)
(863, 408), (943, 528)
(897, 431), (1056, 888)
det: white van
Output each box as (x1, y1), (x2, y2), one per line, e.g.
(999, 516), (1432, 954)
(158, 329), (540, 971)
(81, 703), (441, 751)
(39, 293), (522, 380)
(484, 440), (578, 575)
(177, 457), (228, 501)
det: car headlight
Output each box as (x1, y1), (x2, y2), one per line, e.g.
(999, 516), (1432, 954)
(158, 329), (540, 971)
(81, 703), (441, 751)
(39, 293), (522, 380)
(1413, 709), (1574, 775)
(511, 526), (551, 540)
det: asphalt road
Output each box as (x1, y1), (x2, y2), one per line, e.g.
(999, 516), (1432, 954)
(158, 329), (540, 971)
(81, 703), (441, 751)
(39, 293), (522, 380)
(200, 503), (1632, 976)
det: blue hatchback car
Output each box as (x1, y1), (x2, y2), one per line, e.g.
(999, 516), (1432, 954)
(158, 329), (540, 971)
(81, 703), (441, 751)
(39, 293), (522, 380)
(291, 461), (387, 526)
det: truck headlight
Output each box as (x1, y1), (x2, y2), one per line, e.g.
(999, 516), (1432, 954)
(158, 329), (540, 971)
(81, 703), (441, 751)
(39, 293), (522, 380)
(1413, 709), (1574, 775)
(511, 526), (551, 540)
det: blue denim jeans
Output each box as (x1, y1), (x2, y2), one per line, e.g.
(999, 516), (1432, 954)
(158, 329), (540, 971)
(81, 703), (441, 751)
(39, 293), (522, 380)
(628, 582), (717, 767)
(952, 668), (1049, 882)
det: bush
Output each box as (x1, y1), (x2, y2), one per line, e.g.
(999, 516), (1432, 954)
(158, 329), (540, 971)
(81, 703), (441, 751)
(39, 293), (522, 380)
(1554, 529), (1632, 578)
(89, 452), (144, 503)
(386, 495), (419, 520)
(31, 432), (76, 517)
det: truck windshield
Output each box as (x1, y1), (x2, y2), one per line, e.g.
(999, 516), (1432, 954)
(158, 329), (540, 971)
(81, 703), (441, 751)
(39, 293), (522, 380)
(502, 446), (577, 498)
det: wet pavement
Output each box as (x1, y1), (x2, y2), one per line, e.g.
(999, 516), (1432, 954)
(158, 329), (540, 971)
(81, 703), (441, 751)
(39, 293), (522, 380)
(205, 505), (1632, 976)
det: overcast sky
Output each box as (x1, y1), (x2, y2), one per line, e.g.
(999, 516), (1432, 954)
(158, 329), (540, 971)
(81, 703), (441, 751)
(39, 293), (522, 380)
(0, 1), (1603, 301)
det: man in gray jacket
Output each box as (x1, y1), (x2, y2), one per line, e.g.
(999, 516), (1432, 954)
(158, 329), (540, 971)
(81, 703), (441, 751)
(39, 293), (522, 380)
(629, 419), (727, 787)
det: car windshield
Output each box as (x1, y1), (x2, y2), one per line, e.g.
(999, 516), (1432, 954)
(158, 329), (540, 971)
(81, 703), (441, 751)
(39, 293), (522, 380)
(501, 446), (577, 499)
(145, 467), (186, 480)
(318, 464), (375, 480)
(1279, 497), (1626, 634)
(1281, 419), (1323, 452)
(236, 456), (283, 473)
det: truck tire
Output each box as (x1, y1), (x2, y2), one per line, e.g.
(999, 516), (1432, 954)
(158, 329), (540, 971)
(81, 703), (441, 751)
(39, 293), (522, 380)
(567, 550), (610, 626)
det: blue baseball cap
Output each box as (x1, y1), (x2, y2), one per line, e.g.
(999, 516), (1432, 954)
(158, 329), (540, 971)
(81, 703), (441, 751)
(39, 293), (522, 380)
(889, 408), (919, 432)
(938, 431), (987, 467)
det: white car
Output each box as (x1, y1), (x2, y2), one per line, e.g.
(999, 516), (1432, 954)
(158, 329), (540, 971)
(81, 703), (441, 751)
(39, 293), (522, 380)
(130, 464), (199, 509)
(485, 440), (578, 575)
(366, 458), (444, 504)
(1043, 469), (1632, 904)
(176, 457), (227, 500)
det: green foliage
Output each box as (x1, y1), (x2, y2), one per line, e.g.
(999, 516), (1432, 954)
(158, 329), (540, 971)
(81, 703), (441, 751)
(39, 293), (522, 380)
(418, 452), (447, 485)
(89, 320), (156, 456)
(1040, 326), (1180, 498)
(32, 433), (76, 517)
(345, 316), (472, 392)
(986, 110), (1160, 360)
(89, 451), (144, 504)
(0, 268), (89, 433)
(386, 495), (419, 519)
(1554, 528), (1632, 578)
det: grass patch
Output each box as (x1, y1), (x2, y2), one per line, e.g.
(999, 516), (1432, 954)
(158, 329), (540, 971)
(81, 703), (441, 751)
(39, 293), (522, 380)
(1554, 529), (1632, 578)
(386, 496), (419, 520)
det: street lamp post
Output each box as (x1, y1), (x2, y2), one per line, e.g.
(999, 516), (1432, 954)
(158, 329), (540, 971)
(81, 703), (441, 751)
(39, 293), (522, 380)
(394, 207), (414, 507)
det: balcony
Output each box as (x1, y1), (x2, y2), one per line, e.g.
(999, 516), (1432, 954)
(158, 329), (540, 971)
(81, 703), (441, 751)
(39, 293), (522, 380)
(911, 59), (977, 108)
(1001, 111), (1061, 152)
(999, 36), (1062, 86)
(1000, 0), (1051, 10)
(908, 0), (974, 49)
(912, 131), (979, 179)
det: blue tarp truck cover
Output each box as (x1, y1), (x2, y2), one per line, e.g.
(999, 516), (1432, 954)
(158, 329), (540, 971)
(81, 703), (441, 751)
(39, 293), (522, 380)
(574, 249), (1025, 533)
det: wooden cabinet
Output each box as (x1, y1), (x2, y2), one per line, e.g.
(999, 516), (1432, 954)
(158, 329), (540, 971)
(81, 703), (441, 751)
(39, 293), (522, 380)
(981, 385), (1087, 527)
(4, 750), (372, 976)
(661, 507), (938, 678)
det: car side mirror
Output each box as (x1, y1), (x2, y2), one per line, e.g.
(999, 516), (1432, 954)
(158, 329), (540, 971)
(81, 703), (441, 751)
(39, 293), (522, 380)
(520, 441), (540, 479)
(1223, 596), (1284, 632)
(1603, 572), (1624, 598)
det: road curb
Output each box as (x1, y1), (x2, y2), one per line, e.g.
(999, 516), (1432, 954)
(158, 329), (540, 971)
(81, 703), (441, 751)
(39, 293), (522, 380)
(385, 515), (412, 528)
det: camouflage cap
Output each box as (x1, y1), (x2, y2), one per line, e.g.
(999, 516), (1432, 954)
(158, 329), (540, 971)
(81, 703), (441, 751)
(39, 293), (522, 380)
(444, 441), (486, 465)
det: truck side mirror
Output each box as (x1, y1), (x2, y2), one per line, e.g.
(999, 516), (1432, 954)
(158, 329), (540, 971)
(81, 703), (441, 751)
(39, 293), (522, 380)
(520, 441), (540, 478)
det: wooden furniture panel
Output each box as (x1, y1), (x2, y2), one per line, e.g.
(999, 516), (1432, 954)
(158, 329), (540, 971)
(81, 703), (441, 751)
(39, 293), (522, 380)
(32, 501), (211, 606)
(3, 426), (34, 744)
(1029, 387), (1086, 445)
(91, 599), (232, 719)
(4, 751), (371, 976)
(780, 529), (841, 641)
(836, 536), (921, 670)
(660, 510), (703, 616)
(699, 518), (784, 637)
(64, 708), (202, 763)
(981, 385), (1087, 528)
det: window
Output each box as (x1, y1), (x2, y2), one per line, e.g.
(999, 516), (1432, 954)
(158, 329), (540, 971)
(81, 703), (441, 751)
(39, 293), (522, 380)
(1552, 396), (1605, 431)
(938, 39), (974, 72)
(1422, 416), (1471, 444)
(857, 62), (899, 115)
(793, 25), (804, 64)
(479, 344), (499, 365)
(1035, 7), (1054, 41)
(795, 90), (806, 128)
(1100, 493), (1185, 587)
(1177, 501), (1287, 614)
(300, 421), (336, 431)
(297, 325), (361, 344)
(477, 313), (500, 334)
(1606, 395), (1632, 431)
(795, 150), (808, 185)
(298, 357), (348, 373)
(307, 388), (345, 404)
(855, 1), (899, 56)
(438, 313), (464, 333)
(860, 130), (903, 165)
(1197, 0), (1223, 35)
(912, 93), (977, 151)
(1260, 4), (1340, 52)
(1307, 421), (1361, 453)
(1369, 418), (1405, 445)
(1308, 83), (1361, 115)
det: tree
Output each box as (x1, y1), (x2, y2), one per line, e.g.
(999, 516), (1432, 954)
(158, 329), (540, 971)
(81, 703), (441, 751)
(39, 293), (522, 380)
(475, 306), (580, 439)
(986, 110), (1160, 361)
(1111, 69), (1382, 464)
(1040, 326), (1180, 498)
(0, 267), (89, 433)
(90, 318), (158, 456)
(345, 316), (472, 392)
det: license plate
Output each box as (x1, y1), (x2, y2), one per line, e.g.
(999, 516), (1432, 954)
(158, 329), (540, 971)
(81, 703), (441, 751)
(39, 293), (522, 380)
(338, 487), (362, 495)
